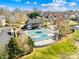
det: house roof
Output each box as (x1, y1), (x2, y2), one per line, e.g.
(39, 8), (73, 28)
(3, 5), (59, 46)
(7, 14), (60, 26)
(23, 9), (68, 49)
(27, 18), (41, 24)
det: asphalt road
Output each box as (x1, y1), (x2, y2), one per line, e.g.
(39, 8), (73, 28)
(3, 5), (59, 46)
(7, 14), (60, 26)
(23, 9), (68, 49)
(0, 27), (12, 46)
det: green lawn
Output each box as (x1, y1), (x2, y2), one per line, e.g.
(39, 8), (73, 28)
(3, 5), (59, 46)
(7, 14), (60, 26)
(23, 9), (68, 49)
(72, 30), (79, 40)
(68, 21), (78, 26)
(24, 38), (77, 59)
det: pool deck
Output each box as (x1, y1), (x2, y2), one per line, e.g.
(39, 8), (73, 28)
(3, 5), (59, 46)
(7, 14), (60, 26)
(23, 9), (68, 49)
(34, 39), (55, 46)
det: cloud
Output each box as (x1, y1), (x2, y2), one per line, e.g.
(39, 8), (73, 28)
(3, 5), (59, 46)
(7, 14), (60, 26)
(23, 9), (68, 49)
(41, 0), (67, 7)
(33, 2), (37, 4)
(53, 0), (67, 4)
(12, 0), (21, 2)
(52, 7), (68, 11)
(41, 6), (68, 12)
(41, 0), (68, 11)
(26, 1), (37, 4)
(69, 2), (77, 7)
(0, 5), (6, 8)
(41, 4), (50, 7)
(47, 4), (68, 11)
(41, 3), (64, 7)
(26, 1), (30, 4)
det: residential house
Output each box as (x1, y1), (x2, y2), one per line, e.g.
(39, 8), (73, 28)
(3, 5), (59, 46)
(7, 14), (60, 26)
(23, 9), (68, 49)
(23, 18), (41, 30)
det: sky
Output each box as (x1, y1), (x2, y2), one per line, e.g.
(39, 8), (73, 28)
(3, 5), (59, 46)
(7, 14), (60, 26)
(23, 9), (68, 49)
(0, 0), (79, 11)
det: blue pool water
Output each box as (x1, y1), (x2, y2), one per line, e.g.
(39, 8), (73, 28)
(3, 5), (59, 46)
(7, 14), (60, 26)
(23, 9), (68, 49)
(27, 29), (50, 41)
(27, 29), (48, 36)
(33, 35), (49, 41)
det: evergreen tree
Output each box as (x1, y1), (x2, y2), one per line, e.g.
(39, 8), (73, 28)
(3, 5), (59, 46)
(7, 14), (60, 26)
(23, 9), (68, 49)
(29, 12), (40, 19)
(7, 38), (24, 59)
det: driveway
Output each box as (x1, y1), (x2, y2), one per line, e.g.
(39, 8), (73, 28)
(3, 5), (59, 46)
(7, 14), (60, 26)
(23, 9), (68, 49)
(0, 27), (12, 46)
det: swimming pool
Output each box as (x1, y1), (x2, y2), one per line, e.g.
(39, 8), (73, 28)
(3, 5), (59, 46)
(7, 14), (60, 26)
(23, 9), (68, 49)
(33, 35), (49, 41)
(27, 29), (51, 41)
(27, 29), (48, 36)
(26, 28), (56, 46)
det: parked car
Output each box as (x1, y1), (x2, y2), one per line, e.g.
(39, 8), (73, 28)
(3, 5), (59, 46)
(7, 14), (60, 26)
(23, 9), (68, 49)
(7, 29), (14, 36)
